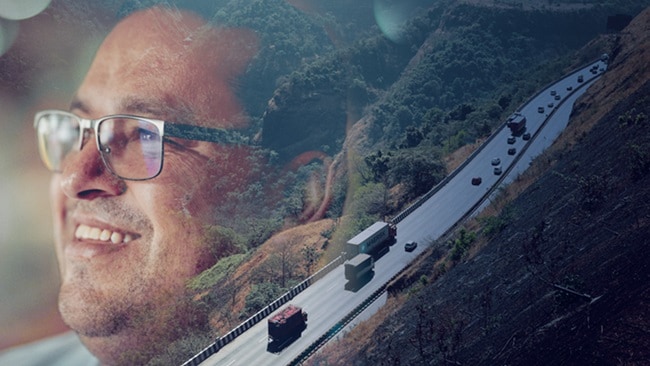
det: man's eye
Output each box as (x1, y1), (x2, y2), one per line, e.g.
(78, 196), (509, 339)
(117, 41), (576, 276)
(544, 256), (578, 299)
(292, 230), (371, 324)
(139, 128), (156, 141)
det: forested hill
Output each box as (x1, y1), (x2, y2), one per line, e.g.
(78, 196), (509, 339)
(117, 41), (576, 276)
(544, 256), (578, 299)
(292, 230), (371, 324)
(255, 0), (645, 209)
(305, 5), (650, 365)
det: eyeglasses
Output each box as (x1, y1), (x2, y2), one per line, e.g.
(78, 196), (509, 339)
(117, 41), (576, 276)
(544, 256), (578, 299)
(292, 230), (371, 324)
(34, 110), (250, 180)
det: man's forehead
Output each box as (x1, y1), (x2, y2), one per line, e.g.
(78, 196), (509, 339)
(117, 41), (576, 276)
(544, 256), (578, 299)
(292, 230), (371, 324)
(103, 6), (259, 77)
(110, 6), (208, 44)
(76, 6), (259, 129)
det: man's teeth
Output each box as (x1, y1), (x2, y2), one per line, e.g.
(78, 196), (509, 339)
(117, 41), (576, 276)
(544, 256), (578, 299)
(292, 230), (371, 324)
(75, 224), (133, 244)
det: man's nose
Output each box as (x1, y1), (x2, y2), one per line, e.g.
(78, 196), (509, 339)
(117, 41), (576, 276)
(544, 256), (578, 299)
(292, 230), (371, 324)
(59, 137), (126, 199)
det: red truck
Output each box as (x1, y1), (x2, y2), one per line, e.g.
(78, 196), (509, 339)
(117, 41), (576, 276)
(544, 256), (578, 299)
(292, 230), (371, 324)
(267, 304), (308, 352)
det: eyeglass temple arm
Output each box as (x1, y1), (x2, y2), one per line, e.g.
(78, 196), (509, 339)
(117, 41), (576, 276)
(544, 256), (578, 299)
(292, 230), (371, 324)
(164, 123), (252, 145)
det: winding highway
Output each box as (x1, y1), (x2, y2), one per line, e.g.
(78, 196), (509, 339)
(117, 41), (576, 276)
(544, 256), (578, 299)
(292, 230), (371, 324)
(196, 58), (607, 366)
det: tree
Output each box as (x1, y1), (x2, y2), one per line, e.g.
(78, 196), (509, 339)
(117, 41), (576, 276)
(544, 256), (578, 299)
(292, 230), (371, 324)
(244, 282), (284, 316)
(301, 245), (320, 277)
(254, 236), (301, 288)
(386, 148), (445, 198)
(364, 150), (391, 184)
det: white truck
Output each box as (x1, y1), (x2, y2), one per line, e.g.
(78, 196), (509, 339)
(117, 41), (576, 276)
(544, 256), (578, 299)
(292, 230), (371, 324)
(345, 221), (397, 258)
(344, 253), (374, 288)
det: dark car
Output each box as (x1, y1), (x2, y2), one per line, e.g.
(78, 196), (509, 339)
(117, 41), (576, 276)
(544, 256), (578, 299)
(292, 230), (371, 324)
(493, 166), (502, 175)
(471, 177), (482, 186)
(404, 241), (417, 252)
(508, 147), (516, 155)
(522, 132), (531, 141)
(507, 136), (516, 144)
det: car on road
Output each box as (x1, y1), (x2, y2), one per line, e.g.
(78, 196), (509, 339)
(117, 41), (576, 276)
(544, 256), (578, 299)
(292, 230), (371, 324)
(537, 106), (544, 113)
(404, 241), (417, 252)
(493, 166), (502, 175)
(471, 177), (482, 186)
(547, 102), (554, 108)
(590, 64), (599, 74)
(554, 94), (561, 100)
(507, 136), (516, 144)
(567, 85), (573, 91)
(491, 157), (501, 166)
(508, 147), (516, 155)
(522, 132), (531, 141)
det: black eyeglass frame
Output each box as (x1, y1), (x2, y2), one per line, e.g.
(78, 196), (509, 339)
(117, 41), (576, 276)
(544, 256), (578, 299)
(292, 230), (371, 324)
(34, 109), (252, 181)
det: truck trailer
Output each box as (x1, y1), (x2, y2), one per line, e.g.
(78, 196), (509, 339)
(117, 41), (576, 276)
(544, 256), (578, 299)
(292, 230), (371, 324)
(345, 221), (397, 259)
(267, 304), (307, 352)
(344, 253), (374, 284)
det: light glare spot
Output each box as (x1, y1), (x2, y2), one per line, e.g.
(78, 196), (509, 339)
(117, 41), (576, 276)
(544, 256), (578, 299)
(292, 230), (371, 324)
(0, 0), (51, 20)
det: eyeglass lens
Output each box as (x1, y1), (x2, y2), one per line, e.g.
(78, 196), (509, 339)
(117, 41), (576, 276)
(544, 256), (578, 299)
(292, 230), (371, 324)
(36, 112), (164, 180)
(36, 113), (79, 173)
(98, 118), (163, 180)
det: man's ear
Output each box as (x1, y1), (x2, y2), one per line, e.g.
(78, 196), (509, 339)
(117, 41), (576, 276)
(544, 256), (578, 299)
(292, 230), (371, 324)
(286, 151), (334, 223)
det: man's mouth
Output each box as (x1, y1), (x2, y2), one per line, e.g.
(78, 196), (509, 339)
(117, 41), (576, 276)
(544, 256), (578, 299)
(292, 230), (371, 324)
(74, 224), (136, 244)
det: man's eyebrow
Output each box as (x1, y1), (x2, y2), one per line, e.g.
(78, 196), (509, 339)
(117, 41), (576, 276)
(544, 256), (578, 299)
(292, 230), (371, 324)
(69, 97), (89, 114)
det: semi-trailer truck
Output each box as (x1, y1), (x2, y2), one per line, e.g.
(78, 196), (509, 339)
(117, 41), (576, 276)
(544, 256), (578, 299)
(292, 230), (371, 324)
(345, 221), (397, 259)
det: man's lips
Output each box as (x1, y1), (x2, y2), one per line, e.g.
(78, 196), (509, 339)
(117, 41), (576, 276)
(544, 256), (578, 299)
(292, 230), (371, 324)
(74, 224), (138, 245)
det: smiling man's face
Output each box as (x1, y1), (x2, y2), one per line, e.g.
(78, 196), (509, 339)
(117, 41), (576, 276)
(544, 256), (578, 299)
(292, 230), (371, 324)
(48, 7), (259, 364)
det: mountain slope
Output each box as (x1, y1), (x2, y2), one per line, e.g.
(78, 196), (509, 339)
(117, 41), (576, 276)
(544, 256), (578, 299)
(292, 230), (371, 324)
(307, 5), (650, 366)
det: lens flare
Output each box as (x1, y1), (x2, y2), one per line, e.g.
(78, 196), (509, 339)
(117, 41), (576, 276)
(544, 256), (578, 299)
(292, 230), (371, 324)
(0, 0), (51, 20)
(373, 0), (433, 43)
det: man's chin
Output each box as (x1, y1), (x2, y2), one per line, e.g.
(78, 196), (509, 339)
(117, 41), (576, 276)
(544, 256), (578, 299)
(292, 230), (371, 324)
(58, 289), (129, 338)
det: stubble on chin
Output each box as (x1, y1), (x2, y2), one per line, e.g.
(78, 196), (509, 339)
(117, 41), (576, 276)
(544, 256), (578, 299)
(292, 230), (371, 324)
(58, 265), (132, 338)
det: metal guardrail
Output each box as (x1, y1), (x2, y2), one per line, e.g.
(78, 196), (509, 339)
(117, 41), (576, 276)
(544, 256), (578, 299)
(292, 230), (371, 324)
(182, 255), (345, 365)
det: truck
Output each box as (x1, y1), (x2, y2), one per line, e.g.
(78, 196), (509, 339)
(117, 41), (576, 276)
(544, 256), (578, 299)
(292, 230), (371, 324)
(267, 304), (307, 352)
(344, 253), (374, 289)
(506, 112), (527, 135)
(345, 221), (397, 259)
